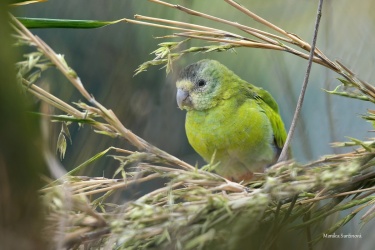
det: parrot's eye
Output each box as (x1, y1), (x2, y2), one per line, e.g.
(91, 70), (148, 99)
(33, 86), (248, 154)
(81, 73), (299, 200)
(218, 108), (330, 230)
(197, 79), (206, 87)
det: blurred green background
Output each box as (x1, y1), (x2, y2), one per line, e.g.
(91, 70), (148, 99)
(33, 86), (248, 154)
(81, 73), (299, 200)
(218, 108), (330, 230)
(13, 0), (375, 248)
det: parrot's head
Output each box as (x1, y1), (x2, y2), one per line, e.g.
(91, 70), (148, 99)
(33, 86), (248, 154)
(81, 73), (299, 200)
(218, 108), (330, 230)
(176, 59), (234, 111)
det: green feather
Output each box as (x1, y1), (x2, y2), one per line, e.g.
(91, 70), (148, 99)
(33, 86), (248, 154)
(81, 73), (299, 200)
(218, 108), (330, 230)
(251, 86), (287, 149)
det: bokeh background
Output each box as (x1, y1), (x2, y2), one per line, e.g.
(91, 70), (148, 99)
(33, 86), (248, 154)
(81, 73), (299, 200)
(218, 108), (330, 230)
(14, 0), (375, 249)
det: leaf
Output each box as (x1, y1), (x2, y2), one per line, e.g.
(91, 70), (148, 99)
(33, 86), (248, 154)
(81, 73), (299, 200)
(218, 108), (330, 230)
(361, 202), (375, 224)
(113, 162), (127, 178)
(27, 70), (42, 84)
(134, 39), (189, 76)
(51, 115), (97, 125)
(56, 131), (67, 160)
(325, 213), (356, 235)
(62, 122), (72, 144)
(56, 122), (71, 159)
(16, 17), (122, 29)
(291, 197), (373, 230)
(347, 137), (373, 151)
(337, 78), (356, 87)
(94, 130), (118, 138)
(324, 88), (371, 102)
(10, 0), (47, 6)
(51, 147), (114, 184)
(134, 59), (168, 76)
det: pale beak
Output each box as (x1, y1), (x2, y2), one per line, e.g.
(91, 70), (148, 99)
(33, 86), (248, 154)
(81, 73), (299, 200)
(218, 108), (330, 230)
(176, 88), (192, 109)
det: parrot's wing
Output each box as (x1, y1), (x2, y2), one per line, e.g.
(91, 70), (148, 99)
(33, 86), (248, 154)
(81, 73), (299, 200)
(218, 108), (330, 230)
(263, 103), (287, 149)
(245, 85), (286, 149)
(256, 87), (280, 113)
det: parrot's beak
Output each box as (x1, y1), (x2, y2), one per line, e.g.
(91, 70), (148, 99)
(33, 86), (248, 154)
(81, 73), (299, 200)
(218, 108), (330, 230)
(176, 88), (192, 110)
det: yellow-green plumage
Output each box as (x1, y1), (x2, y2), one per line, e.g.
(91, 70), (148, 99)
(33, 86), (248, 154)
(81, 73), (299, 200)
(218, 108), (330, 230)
(176, 59), (287, 182)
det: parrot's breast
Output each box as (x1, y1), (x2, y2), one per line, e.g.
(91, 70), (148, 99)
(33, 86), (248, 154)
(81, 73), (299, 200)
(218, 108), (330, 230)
(185, 98), (277, 181)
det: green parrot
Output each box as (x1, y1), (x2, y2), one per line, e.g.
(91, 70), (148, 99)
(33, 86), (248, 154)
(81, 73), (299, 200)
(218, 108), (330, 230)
(176, 59), (287, 182)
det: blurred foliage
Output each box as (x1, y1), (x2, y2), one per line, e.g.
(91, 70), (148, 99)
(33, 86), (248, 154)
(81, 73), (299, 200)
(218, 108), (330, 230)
(0, 1), (46, 249)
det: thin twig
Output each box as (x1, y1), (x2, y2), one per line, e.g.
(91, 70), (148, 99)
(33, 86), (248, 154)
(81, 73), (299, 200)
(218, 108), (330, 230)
(136, 15), (260, 42)
(278, 0), (324, 162)
(75, 173), (161, 196)
(122, 17), (197, 33)
(224, 0), (311, 49)
(175, 33), (284, 50)
(149, 0), (290, 45)
(135, 15), (220, 32)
